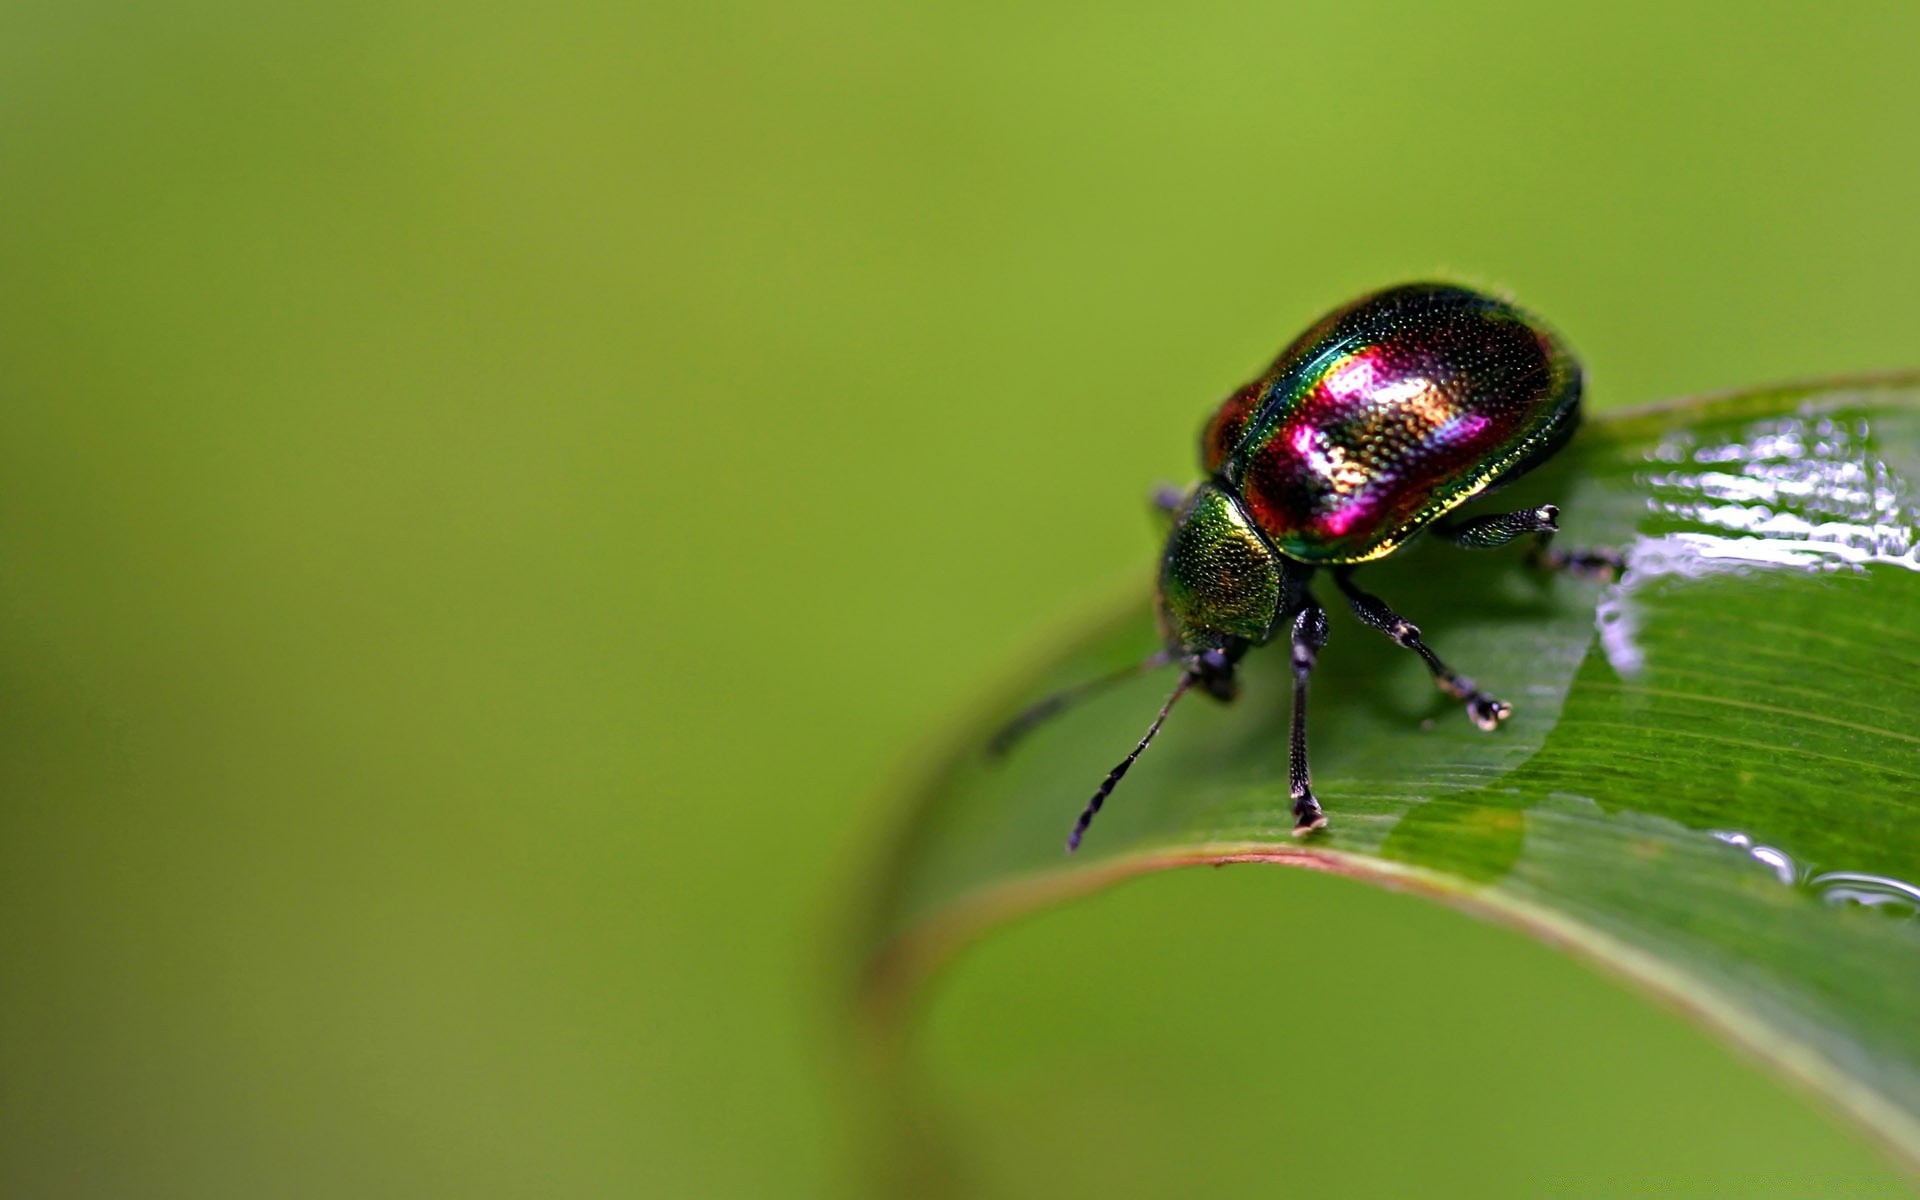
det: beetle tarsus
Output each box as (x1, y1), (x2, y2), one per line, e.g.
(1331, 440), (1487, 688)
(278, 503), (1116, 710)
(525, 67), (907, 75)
(1466, 694), (1513, 731)
(1435, 671), (1512, 729)
(1291, 792), (1328, 837)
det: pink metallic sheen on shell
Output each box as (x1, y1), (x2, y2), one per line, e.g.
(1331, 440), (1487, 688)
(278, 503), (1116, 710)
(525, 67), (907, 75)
(1209, 285), (1580, 564)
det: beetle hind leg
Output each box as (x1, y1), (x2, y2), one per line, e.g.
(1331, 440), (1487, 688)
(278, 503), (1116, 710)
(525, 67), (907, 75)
(1527, 536), (1626, 583)
(1332, 569), (1512, 731)
(1433, 504), (1624, 582)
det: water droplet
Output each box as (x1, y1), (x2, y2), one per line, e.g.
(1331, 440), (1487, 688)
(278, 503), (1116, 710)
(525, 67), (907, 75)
(1710, 830), (1920, 921)
(1808, 871), (1920, 919)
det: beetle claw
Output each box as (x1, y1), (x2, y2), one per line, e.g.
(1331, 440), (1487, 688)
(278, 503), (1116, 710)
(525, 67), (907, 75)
(1291, 793), (1328, 836)
(1467, 695), (1513, 731)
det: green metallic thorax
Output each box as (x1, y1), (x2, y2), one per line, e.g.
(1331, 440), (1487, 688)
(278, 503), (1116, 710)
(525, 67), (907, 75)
(1156, 484), (1287, 655)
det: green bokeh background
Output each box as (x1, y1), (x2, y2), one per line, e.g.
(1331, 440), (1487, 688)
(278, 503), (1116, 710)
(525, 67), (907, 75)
(2, 2), (1917, 1196)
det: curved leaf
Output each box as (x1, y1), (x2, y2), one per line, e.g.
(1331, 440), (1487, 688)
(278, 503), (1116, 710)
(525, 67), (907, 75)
(858, 375), (1920, 1171)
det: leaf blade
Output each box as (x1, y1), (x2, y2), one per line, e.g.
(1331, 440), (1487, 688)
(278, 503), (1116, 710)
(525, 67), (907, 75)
(859, 375), (1920, 1171)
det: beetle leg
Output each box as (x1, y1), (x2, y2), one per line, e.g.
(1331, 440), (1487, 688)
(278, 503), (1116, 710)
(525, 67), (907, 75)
(1434, 504), (1623, 581)
(1526, 534), (1626, 582)
(1149, 483), (1185, 522)
(1287, 593), (1330, 836)
(1432, 504), (1559, 547)
(1332, 569), (1512, 731)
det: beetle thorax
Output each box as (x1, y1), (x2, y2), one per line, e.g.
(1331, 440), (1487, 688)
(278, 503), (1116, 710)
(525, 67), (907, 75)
(1155, 484), (1286, 659)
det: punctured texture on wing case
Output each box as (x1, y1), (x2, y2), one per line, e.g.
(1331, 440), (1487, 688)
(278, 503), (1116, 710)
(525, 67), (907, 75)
(1201, 284), (1581, 564)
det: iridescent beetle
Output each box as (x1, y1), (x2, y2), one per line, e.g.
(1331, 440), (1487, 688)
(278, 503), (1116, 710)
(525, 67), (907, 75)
(993, 283), (1621, 852)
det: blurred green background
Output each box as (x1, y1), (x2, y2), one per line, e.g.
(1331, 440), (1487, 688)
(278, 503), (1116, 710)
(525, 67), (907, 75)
(1, 1), (1917, 1196)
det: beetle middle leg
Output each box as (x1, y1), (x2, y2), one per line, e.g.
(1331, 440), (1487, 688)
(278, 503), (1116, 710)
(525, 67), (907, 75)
(1432, 504), (1624, 581)
(1331, 568), (1512, 731)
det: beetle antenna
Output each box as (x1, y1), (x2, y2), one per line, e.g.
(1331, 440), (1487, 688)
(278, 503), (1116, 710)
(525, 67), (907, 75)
(987, 650), (1173, 757)
(1066, 671), (1194, 853)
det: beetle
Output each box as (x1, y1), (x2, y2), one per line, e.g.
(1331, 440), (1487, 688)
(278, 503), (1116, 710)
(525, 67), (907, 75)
(993, 283), (1622, 852)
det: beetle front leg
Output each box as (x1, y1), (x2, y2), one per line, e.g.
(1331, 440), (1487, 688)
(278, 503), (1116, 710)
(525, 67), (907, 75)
(1432, 504), (1624, 581)
(1332, 569), (1512, 731)
(1287, 594), (1330, 836)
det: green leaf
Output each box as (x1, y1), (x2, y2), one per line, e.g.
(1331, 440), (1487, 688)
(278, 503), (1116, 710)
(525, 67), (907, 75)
(858, 375), (1920, 1171)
